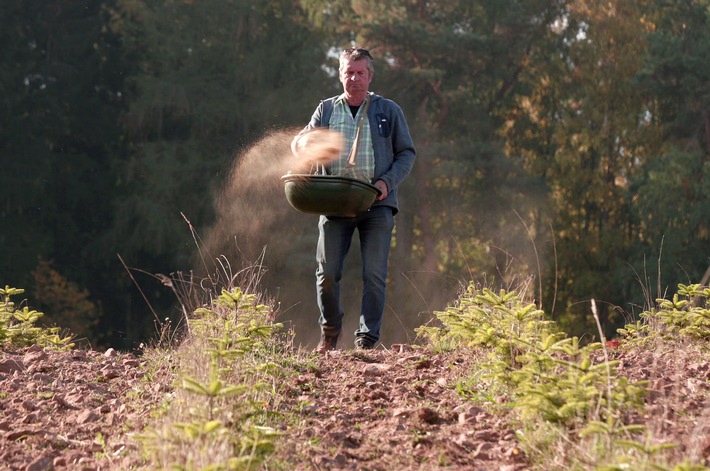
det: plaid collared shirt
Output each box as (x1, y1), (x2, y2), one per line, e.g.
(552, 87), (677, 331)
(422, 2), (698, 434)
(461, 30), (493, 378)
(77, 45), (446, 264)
(327, 93), (375, 182)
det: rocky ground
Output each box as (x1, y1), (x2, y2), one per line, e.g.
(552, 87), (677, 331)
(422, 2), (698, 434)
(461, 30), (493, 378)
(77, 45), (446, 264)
(0, 345), (169, 471)
(1, 339), (709, 470)
(273, 345), (526, 470)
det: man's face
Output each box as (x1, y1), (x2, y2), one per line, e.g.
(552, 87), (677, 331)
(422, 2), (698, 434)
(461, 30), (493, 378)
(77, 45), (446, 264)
(339, 58), (373, 105)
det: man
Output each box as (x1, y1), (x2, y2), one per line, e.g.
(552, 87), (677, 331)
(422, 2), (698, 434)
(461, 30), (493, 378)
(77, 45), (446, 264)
(292, 46), (416, 352)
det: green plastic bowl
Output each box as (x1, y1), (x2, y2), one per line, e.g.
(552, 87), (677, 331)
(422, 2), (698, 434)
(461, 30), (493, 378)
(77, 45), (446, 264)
(281, 174), (381, 217)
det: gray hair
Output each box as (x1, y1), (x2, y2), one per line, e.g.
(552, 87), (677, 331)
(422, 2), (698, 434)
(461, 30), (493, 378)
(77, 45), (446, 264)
(339, 47), (374, 74)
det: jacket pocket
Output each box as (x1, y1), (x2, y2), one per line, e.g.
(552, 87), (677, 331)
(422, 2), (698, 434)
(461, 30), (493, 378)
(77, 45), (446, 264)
(376, 113), (391, 137)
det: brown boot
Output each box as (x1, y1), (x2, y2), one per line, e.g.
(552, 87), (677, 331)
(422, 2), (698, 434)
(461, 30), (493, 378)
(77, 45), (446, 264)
(315, 332), (340, 354)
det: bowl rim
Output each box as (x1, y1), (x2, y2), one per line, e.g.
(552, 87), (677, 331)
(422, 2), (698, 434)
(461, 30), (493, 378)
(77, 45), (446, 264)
(280, 173), (382, 196)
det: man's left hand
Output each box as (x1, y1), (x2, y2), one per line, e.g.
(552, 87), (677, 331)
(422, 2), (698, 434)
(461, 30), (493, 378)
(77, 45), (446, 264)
(374, 180), (388, 201)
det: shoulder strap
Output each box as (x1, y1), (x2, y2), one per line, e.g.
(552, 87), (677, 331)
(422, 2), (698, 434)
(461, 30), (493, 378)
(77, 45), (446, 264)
(321, 97), (336, 127)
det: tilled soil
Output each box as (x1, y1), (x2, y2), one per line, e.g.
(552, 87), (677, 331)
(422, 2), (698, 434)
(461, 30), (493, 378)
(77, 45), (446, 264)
(273, 345), (527, 470)
(1, 339), (709, 470)
(0, 345), (169, 470)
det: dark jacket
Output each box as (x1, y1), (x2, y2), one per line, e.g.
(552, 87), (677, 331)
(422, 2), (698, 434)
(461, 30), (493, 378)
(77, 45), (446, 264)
(301, 93), (416, 214)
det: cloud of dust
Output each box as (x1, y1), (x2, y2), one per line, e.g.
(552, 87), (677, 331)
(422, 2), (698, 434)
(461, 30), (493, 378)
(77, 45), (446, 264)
(204, 128), (342, 261)
(200, 128), (345, 347)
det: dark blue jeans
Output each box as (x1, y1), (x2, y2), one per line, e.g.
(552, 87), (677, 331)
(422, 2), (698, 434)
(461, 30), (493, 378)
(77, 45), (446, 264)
(316, 206), (395, 344)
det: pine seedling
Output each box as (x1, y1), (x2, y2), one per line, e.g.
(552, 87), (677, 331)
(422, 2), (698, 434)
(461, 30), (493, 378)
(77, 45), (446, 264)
(0, 285), (74, 349)
(639, 284), (710, 340)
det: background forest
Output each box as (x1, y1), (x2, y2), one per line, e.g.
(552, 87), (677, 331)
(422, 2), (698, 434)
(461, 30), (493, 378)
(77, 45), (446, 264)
(2, 0), (709, 350)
